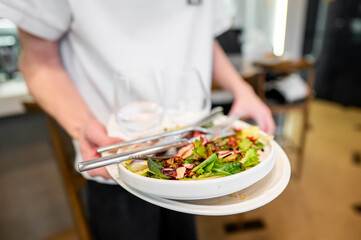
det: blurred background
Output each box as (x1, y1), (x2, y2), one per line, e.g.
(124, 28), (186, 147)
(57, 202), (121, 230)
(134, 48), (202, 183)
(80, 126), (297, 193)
(0, 0), (360, 239)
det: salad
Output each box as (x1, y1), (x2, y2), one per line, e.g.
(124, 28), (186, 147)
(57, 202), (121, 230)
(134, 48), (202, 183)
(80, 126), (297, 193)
(123, 126), (273, 180)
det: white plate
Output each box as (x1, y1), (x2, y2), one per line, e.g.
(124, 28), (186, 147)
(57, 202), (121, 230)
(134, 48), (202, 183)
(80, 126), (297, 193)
(116, 121), (275, 200)
(107, 142), (291, 216)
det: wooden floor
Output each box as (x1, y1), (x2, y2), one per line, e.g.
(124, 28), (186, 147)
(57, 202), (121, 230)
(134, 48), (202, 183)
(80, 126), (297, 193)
(197, 99), (361, 240)
(1, 99), (361, 240)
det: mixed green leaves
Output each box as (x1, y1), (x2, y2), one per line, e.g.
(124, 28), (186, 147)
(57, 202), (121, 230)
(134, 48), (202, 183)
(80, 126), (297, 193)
(237, 138), (253, 152)
(147, 158), (171, 179)
(192, 137), (207, 158)
(126, 126), (269, 180)
(241, 148), (260, 168)
(192, 152), (218, 173)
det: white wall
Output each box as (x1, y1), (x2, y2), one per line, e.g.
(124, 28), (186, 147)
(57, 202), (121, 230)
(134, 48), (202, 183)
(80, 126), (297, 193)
(284, 0), (308, 59)
(229, 0), (308, 60)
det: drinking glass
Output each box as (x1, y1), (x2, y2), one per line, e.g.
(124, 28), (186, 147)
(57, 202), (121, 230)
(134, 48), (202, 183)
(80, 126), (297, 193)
(160, 66), (211, 129)
(114, 69), (164, 135)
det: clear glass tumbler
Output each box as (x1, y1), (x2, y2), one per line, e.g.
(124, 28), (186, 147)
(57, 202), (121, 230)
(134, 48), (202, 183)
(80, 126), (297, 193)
(114, 69), (164, 134)
(160, 66), (211, 129)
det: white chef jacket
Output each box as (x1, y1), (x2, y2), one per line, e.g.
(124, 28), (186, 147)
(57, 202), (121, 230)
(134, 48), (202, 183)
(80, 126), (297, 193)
(0, 0), (232, 183)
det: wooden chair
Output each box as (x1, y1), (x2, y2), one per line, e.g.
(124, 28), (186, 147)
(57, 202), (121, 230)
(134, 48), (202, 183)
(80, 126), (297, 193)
(252, 58), (315, 179)
(23, 102), (91, 240)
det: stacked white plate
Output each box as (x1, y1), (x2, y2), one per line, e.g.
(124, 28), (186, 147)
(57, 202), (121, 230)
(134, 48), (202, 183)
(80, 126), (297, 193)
(107, 120), (291, 215)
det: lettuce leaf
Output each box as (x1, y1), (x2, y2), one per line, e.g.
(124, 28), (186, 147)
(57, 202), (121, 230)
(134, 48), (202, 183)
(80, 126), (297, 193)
(212, 161), (241, 175)
(240, 148), (260, 168)
(237, 138), (253, 152)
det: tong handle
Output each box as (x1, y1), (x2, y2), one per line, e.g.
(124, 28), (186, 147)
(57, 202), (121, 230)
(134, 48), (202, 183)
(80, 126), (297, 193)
(79, 139), (190, 172)
(97, 126), (206, 153)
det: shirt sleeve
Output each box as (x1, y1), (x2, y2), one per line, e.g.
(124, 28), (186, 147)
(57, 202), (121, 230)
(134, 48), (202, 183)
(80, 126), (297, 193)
(212, 0), (232, 37)
(0, 0), (71, 41)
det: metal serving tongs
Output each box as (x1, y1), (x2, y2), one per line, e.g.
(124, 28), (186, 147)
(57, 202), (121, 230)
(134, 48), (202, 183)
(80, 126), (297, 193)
(79, 136), (200, 172)
(96, 106), (224, 154)
(78, 114), (238, 172)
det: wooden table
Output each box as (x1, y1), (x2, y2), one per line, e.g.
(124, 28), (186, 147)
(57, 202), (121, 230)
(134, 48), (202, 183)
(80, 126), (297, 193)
(253, 58), (316, 179)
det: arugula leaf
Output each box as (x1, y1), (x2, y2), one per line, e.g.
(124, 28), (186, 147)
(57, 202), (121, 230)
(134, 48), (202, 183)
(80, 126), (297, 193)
(147, 158), (163, 173)
(147, 159), (171, 179)
(237, 138), (253, 152)
(240, 148), (260, 168)
(192, 152), (218, 173)
(192, 137), (207, 158)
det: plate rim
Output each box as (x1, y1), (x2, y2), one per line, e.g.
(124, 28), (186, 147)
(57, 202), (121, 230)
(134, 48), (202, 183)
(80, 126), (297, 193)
(107, 141), (291, 216)
(115, 120), (276, 199)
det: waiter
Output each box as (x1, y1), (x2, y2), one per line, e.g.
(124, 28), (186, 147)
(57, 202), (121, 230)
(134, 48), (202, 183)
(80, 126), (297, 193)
(0, 0), (275, 239)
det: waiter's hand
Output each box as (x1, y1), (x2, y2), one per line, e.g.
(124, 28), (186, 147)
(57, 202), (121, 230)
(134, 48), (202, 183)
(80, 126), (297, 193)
(78, 120), (123, 179)
(229, 90), (276, 135)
